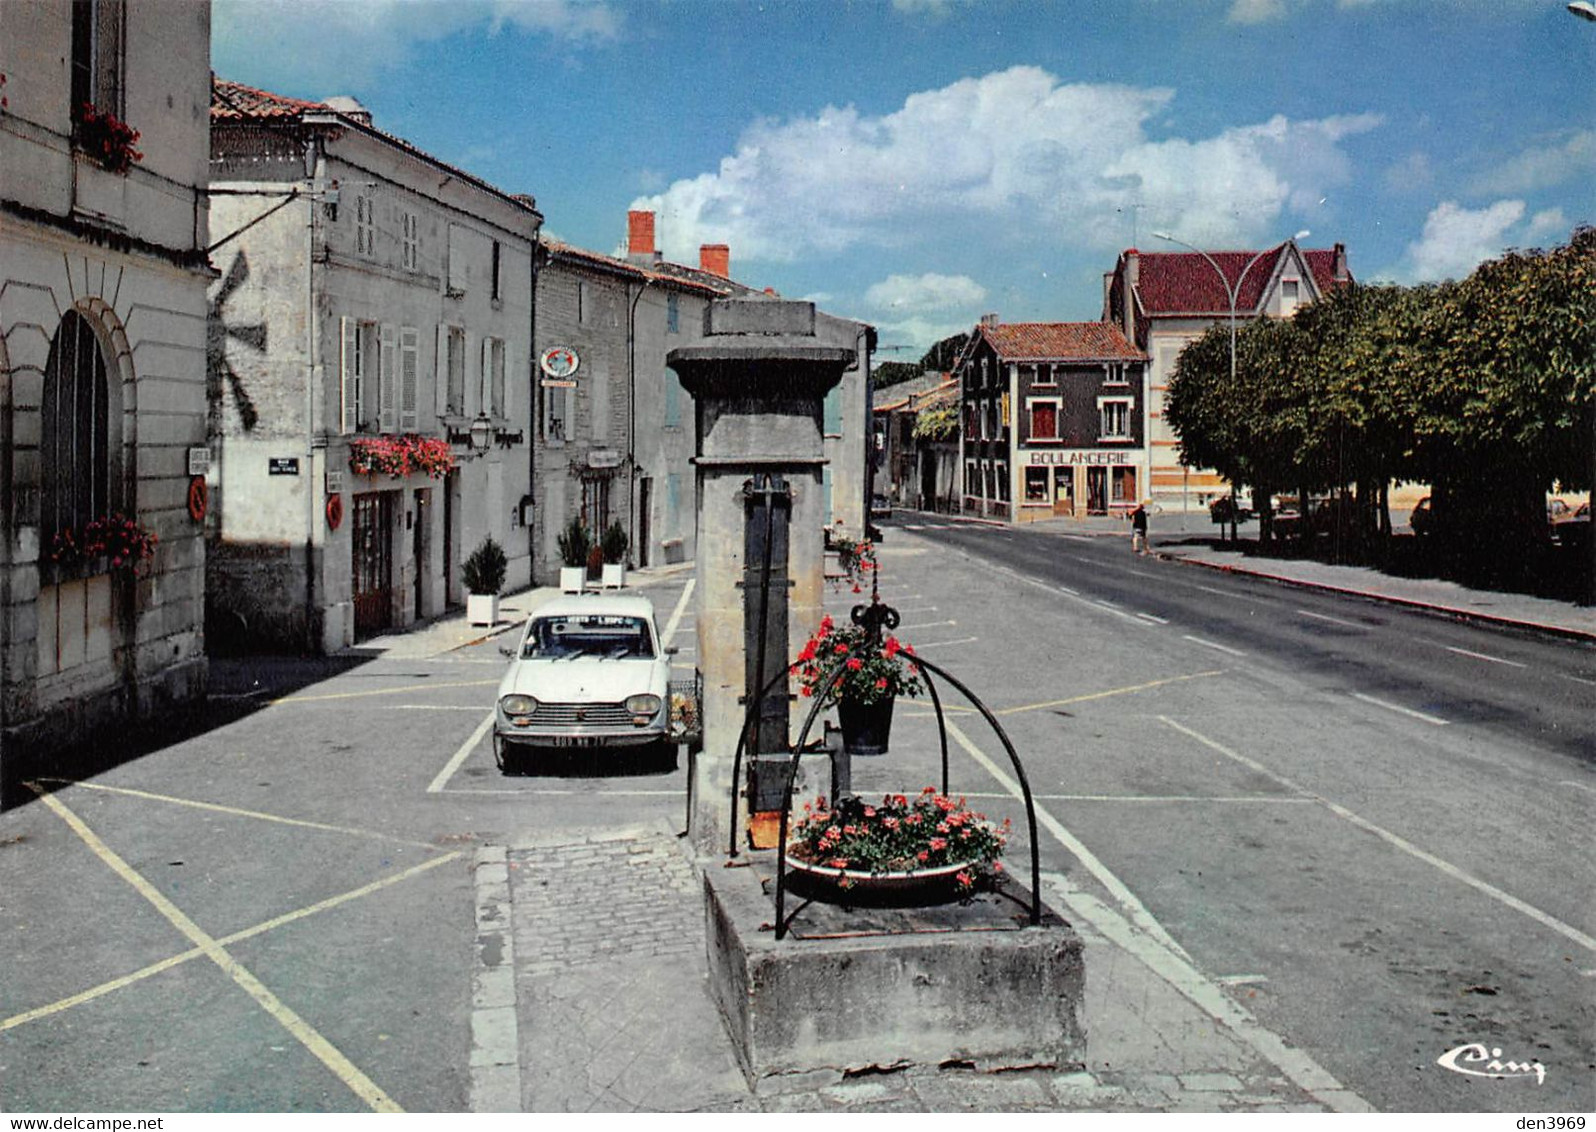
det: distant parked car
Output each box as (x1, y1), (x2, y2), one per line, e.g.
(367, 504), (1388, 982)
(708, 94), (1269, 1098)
(871, 493), (893, 520)
(494, 594), (672, 767)
(1209, 496), (1253, 524)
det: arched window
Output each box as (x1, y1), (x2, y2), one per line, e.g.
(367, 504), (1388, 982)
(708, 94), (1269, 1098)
(40, 310), (112, 554)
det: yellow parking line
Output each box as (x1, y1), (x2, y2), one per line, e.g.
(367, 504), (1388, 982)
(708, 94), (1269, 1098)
(272, 679), (497, 705)
(26, 784), (404, 1113)
(1, 851), (460, 1033)
(37, 779), (439, 850)
(994, 670), (1226, 716)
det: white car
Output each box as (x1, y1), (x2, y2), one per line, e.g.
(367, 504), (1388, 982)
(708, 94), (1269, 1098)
(494, 594), (673, 764)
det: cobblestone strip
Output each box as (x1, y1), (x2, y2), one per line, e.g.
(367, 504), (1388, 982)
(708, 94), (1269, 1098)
(468, 845), (521, 1112)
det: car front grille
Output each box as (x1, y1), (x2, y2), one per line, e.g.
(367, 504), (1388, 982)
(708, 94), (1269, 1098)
(530, 702), (636, 727)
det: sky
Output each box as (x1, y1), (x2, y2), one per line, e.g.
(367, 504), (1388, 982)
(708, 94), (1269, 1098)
(212, 0), (1596, 358)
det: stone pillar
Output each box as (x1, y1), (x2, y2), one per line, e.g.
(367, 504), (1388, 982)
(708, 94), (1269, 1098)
(668, 299), (855, 854)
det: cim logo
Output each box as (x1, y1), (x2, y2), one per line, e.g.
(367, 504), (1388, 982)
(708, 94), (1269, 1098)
(1437, 1042), (1546, 1085)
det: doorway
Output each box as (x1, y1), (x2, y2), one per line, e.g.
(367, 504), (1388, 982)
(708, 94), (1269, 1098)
(1086, 467), (1107, 515)
(352, 490), (397, 639)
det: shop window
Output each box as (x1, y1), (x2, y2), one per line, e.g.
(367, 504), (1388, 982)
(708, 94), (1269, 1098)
(1112, 467), (1138, 503)
(40, 310), (113, 554)
(1025, 467), (1049, 502)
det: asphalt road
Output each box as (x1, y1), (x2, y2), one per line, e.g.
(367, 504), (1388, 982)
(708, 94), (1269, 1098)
(870, 514), (1595, 1113)
(2, 528), (1591, 1113)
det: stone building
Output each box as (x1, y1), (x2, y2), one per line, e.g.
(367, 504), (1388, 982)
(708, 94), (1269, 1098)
(0, 0), (214, 777)
(874, 374), (959, 514)
(207, 79), (542, 651)
(1103, 240), (1351, 512)
(958, 319), (1148, 522)
(532, 211), (875, 582)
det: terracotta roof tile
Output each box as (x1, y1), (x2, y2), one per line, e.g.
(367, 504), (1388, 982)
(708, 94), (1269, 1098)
(211, 78), (329, 120)
(1133, 247), (1347, 315)
(979, 322), (1145, 361)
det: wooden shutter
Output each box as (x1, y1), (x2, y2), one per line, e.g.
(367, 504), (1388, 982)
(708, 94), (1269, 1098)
(400, 327), (420, 432)
(477, 335), (489, 418)
(379, 323), (397, 432)
(340, 317), (358, 434)
(434, 325), (447, 419)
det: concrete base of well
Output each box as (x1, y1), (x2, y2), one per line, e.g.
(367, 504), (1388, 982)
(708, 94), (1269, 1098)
(703, 858), (1086, 1090)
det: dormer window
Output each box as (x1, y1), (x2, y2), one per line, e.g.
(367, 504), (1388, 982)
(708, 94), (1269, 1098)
(1281, 278), (1300, 315)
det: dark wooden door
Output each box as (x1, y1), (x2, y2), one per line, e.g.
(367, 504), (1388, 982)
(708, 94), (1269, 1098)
(352, 491), (395, 638)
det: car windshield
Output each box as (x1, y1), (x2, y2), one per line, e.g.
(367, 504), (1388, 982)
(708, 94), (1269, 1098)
(521, 614), (655, 660)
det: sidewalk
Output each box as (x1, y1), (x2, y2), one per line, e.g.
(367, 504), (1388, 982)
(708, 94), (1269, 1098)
(381, 548), (1580, 1112)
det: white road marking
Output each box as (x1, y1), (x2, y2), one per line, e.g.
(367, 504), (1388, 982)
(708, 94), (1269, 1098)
(1161, 717), (1596, 955)
(1058, 534), (1094, 543)
(1194, 585), (1231, 597)
(963, 792), (1314, 804)
(1217, 975), (1271, 987)
(1558, 780), (1596, 797)
(1183, 635), (1247, 657)
(1561, 673), (1596, 688)
(901, 619), (957, 631)
(1350, 692), (1448, 727)
(1445, 646), (1526, 668)
(912, 636), (980, 649)
(661, 577), (695, 647)
(1297, 609), (1361, 628)
(1136, 612), (1170, 624)
(440, 789), (683, 797)
(935, 717), (1366, 1110)
(427, 712), (495, 794)
(397, 704), (490, 710)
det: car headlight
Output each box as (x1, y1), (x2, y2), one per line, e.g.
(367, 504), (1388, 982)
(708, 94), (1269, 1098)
(500, 694), (538, 716)
(624, 693), (662, 716)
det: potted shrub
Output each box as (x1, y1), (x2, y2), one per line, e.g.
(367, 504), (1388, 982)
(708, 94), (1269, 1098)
(556, 516), (590, 594)
(462, 536), (507, 626)
(600, 520), (629, 588)
(790, 611), (922, 755)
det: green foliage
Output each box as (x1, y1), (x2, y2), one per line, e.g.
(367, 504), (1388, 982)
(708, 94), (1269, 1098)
(912, 404), (958, 441)
(873, 361), (924, 389)
(462, 536), (507, 595)
(600, 520), (630, 565)
(556, 516), (591, 568)
(920, 332), (971, 372)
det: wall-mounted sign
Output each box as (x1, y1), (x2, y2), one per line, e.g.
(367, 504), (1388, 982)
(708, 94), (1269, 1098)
(539, 379), (576, 389)
(1026, 449), (1140, 467)
(587, 449), (623, 470)
(269, 457), (301, 476)
(540, 346), (579, 379)
(326, 470), (345, 494)
(187, 447), (211, 475)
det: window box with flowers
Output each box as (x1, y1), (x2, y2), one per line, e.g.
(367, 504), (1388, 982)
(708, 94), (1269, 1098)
(787, 788), (1010, 900)
(348, 434), (457, 479)
(829, 535), (877, 594)
(48, 513), (158, 580)
(791, 612), (920, 755)
(75, 104), (142, 175)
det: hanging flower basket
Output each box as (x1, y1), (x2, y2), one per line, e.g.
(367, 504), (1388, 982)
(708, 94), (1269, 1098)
(787, 789), (1009, 903)
(831, 535), (877, 594)
(791, 614), (920, 707)
(50, 513), (158, 575)
(836, 692), (895, 756)
(76, 103), (142, 175)
(348, 434), (457, 479)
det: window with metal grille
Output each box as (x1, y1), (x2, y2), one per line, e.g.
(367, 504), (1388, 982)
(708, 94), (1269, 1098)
(40, 311), (113, 555)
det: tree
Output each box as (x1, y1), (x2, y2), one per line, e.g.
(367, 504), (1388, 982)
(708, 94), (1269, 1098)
(921, 332), (970, 372)
(873, 361), (924, 389)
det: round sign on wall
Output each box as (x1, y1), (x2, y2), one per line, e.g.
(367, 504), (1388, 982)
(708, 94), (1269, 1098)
(539, 346), (579, 379)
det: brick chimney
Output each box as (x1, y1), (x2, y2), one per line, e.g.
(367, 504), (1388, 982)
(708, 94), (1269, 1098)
(628, 210), (656, 258)
(700, 244), (730, 278)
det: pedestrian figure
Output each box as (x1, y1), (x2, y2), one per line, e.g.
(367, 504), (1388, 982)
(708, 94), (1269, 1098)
(1131, 500), (1150, 555)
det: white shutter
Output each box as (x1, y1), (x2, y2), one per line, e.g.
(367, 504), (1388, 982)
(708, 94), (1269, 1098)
(502, 351), (514, 421)
(477, 335), (489, 418)
(492, 340), (506, 419)
(400, 327), (419, 432)
(340, 317), (358, 434)
(379, 323), (397, 432)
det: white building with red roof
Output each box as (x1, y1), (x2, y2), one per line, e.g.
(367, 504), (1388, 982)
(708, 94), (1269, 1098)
(956, 318), (1148, 522)
(1104, 240), (1352, 512)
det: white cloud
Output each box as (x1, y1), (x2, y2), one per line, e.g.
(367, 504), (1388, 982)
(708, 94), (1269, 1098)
(212, 0), (618, 88)
(1401, 199), (1526, 282)
(1526, 208), (1570, 243)
(631, 66), (1379, 266)
(865, 273), (988, 314)
(1228, 0), (1289, 24)
(1470, 131), (1596, 196)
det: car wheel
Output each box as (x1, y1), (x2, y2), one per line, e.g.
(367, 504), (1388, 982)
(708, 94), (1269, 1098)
(495, 735), (529, 776)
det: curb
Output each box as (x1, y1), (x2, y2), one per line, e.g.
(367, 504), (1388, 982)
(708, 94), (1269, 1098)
(1160, 551), (1596, 644)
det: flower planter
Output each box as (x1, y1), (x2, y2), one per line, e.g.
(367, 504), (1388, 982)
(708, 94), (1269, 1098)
(784, 854), (976, 906)
(559, 566), (586, 594)
(601, 562), (626, 589)
(466, 592), (499, 626)
(836, 693), (894, 756)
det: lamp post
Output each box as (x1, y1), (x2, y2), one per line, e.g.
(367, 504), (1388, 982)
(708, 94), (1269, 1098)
(1151, 228), (1310, 540)
(1570, 2), (1596, 21)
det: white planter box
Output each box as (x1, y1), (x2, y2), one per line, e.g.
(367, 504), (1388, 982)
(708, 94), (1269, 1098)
(467, 592), (499, 626)
(601, 562), (626, 589)
(559, 566), (586, 594)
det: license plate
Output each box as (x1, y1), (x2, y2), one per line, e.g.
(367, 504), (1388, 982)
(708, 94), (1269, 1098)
(548, 735), (604, 748)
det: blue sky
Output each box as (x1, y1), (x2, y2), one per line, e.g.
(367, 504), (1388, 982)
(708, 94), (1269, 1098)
(213, 0), (1596, 356)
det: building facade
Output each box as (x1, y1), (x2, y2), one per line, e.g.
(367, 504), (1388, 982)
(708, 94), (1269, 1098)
(0, 0), (214, 772)
(207, 80), (542, 652)
(874, 372), (958, 513)
(958, 319), (1148, 522)
(1104, 241), (1351, 512)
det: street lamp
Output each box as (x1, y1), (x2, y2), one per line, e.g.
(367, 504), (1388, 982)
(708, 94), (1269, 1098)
(1151, 228), (1310, 538)
(1570, 2), (1596, 21)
